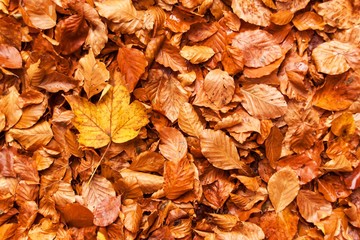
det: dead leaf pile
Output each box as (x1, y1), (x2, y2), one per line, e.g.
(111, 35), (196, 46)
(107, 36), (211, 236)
(0, 0), (360, 239)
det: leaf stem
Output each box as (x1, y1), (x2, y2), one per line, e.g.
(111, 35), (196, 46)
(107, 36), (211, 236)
(87, 142), (111, 184)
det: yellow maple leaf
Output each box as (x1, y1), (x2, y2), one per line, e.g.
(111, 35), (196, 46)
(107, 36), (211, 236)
(66, 85), (148, 149)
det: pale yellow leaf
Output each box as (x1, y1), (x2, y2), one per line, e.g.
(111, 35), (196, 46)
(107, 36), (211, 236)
(66, 85), (149, 149)
(180, 45), (215, 64)
(322, 155), (353, 172)
(268, 167), (300, 213)
(95, 0), (138, 23)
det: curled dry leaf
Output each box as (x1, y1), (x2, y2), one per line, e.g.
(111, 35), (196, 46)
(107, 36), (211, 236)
(214, 221), (265, 240)
(232, 30), (282, 68)
(268, 167), (300, 212)
(297, 190), (333, 223)
(180, 45), (215, 64)
(0, 86), (22, 130)
(120, 169), (163, 194)
(271, 10), (294, 25)
(66, 85), (149, 148)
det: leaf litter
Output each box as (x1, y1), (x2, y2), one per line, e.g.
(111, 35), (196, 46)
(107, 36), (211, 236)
(0, 0), (360, 239)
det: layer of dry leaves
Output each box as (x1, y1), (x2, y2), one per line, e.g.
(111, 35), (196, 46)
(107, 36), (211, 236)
(0, 0), (360, 239)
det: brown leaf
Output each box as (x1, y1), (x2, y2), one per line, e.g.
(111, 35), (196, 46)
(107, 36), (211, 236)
(265, 126), (284, 167)
(312, 41), (360, 75)
(117, 47), (148, 92)
(93, 196), (121, 227)
(55, 13), (89, 55)
(82, 175), (116, 212)
(200, 129), (248, 172)
(180, 45), (215, 64)
(297, 190), (332, 223)
(120, 169), (163, 194)
(155, 43), (188, 73)
(0, 86), (22, 130)
(271, 10), (294, 25)
(259, 205), (299, 240)
(122, 202), (142, 233)
(146, 69), (190, 122)
(76, 49), (109, 98)
(214, 222), (265, 240)
(164, 157), (195, 199)
(0, 44), (22, 69)
(14, 99), (47, 129)
(221, 46), (244, 75)
(129, 151), (165, 174)
(57, 203), (94, 228)
(232, 30), (282, 68)
(312, 71), (360, 111)
(178, 102), (204, 138)
(232, 0), (271, 27)
(7, 121), (53, 151)
(314, 0), (360, 29)
(159, 127), (187, 162)
(292, 12), (325, 31)
(240, 84), (287, 119)
(20, 0), (57, 29)
(268, 167), (300, 212)
(204, 69), (235, 109)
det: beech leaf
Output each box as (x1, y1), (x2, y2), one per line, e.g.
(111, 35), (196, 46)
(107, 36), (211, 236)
(268, 168), (300, 213)
(66, 85), (149, 149)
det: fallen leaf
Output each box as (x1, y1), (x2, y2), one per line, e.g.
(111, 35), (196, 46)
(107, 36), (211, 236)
(178, 103), (204, 138)
(200, 129), (248, 172)
(180, 45), (215, 64)
(158, 127), (187, 162)
(232, 29), (282, 68)
(240, 84), (287, 119)
(76, 49), (109, 98)
(297, 190), (332, 223)
(232, 0), (271, 27)
(66, 85), (149, 148)
(292, 12), (325, 31)
(0, 86), (22, 130)
(117, 47), (148, 92)
(7, 121), (53, 151)
(268, 167), (300, 212)
(20, 0), (57, 29)
(0, 44), (22, 69)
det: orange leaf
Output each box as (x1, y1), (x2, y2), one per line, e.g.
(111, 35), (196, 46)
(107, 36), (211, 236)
(265, 126), (283, 167)
(117, 47), (148, 92)
(204, 69), (235, 108)
(240, 84), (287, 119)
(200, 129), (248, 172)
(180, 45), (215, 64)
(0, 44), (22, 69)
(93, 196), (121, 226)
(146, 69), (189, 122)
(268, 167), (300, 212)
(158, 127), (187, 162)
(292, 12), (325, 31)
(312, 41), (360, 75)
(221, 46), (244, 75)
(57, 203), (94, 228)
(76, 49), (109, 98)
(20, 0), (57, 29)
(297, 190), (332, 223)
(0, 86), (22, 130)
(271, 10), (294, 25)
(232, 0), (271, 27)
(178, 102), (204, 138)
(164, 157), (195, 199)
(232, 30), (282, 68)
(155, 43), (188, 73)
